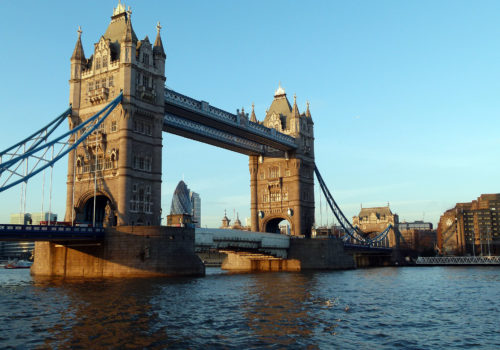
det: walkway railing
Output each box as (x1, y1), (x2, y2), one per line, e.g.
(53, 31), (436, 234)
(0, 224), (105, 241)
(164, 88), (297, 149)
(416, 256), (500, 265)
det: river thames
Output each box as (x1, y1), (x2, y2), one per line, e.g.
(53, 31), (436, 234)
(1, 266), (499, 349)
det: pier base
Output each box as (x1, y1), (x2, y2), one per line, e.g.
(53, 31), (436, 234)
(220, 238), (356, 272)
(288, 238), (355, 270)
(31, 226), (205, 278)
(221, 251), (300, 272)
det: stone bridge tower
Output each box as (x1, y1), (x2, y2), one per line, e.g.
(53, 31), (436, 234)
(249, 85), (315, 236)
(65, 3), (166, 226)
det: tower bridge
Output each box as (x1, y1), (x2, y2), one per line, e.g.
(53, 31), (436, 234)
(0, 3), (395, 276)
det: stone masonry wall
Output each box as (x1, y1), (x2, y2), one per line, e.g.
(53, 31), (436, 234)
(31, 226), (205, 278)
(288, 238), (355, 270)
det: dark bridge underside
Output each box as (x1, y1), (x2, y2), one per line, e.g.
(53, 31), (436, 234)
(164, 113), (264, 155)
(0, 224), (104, 242)
(164, 89), (297, 156)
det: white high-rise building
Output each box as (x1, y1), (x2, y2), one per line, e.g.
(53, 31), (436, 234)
(189, 191), (201, 228)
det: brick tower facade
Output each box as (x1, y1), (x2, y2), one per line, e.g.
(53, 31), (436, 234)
(65, 3), (166, 226)
(249, 85), (315, 236)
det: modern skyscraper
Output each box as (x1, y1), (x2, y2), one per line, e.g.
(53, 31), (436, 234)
(190, 191), (201, 228)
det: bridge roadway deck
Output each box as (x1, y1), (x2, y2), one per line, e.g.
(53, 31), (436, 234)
(195, 228), (290, 258)
(0, 224), (390, 261)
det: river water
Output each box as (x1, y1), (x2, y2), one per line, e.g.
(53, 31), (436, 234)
(1, 266), (499, 349)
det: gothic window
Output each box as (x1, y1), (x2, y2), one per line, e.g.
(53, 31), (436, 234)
(105, 158), (113, 170)
(98, 156), (104, 171)
(269, 166), (280, 179)
(95, 80), (100, 89)
(76, 157), (83, 174)
(143, 53), (149, 65)
(130, 193), (138, 212)
(137, 188), (144, 212)
(146, 124), (152, 136)
(132, 184), (137, 192)
(102, 56), (108, 68)
(95, 57), (101, 69)
(145, 157), (151, 171)
(139, 157), (145, 170)
(88, 81), (94, 91)
(101, 78), (107, 88)
(270, 192), (281, 202)
(136, 73), (141, 87)
(142, 75), (149, 87)
(109, 75), (114, 87)
(111, 120), (117, 132)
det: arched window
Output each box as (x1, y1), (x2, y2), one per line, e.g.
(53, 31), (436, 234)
(76, 156), (83, 174)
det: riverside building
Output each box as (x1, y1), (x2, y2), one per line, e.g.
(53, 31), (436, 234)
(437, 193), (500, 256)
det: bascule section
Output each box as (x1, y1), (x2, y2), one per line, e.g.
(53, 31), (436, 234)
(250, 85), (315, 236)
(66, 3), (166, 227)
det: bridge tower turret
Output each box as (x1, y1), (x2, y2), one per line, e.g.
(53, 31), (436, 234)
(249, 84), (315, 236)
(65, 3), (166, 226)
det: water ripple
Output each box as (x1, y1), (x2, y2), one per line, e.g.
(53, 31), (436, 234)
(0, 267), (499, 348)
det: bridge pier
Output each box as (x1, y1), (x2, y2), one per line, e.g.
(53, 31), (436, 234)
(219, 238), (356, 272)
(221, 251), (300, 272)
(31, 226), (205, 278)
(351, 253), (393, 268)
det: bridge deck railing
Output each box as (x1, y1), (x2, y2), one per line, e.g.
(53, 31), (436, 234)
(416, 256), (500, 265)
(164, 89), (297, 148)
(0, 224), (105, 241)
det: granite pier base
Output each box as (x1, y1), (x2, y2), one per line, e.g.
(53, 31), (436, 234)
(31, 226), (205, 278)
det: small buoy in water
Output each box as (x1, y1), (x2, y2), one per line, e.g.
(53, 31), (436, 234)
(344, 305), (350, 312)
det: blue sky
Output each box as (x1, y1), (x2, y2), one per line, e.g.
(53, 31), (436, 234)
(0, 0), (499, 228)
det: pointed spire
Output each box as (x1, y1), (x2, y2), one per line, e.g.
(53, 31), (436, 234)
(305, 100), (311, 118)
(291, 93), (300, 118)
(71, 26), (85, 62)
(122, 11), (134, 42)
(113, 0), (126, 16)
(274, 82), (286, 97)
(154, 21), (166, 57)
(250, 102), (257, 122)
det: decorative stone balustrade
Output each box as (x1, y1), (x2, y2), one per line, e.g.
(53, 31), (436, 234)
(88, 87), (109, 104)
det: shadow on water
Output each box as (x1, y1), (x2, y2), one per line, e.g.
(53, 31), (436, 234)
(31, 276), (181, 348)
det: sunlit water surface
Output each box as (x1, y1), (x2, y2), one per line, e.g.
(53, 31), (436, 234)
(1, 267), (499, 349)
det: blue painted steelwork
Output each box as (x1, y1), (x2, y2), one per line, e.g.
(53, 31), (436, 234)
(0, 224), (104, 241)
(164, 88), (297, 150)
(343, 243), (392, 252)
(0, 107), (70, 159)
(0, 93), (123, 193)
(314, 166), (392, 246)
